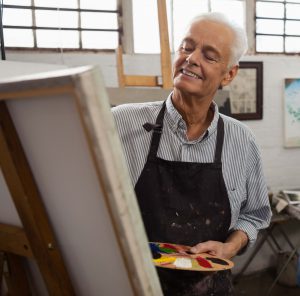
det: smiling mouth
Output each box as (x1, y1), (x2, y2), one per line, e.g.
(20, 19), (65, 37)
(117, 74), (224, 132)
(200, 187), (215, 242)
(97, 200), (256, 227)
(181, 69), (202, 79)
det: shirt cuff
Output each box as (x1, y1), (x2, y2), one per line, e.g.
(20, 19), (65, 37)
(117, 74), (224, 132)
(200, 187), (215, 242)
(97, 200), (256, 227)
(231, 220), (258, 254)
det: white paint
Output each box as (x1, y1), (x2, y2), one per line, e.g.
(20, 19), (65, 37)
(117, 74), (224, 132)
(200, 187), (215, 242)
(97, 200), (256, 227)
(174, 258), (192, 269)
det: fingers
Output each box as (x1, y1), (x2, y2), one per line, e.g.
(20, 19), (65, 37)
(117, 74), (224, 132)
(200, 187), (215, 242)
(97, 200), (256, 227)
(190, 241), (222, 256)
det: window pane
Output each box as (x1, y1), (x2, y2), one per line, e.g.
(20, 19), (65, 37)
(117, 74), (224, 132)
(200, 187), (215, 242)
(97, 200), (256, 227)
(36, 29), (79, 48)
(3, 8), (32, 26)
(211, 0), (245, 29)
(286, 37), (300, 52)
(256, 19), (284, 34)
(256, 35), (283, 52)
(4, 28), (33, 47)
(256, 2), (284, 18)
(3, 1), (120, 50)
(173, 0), (245, 50)
(3, 0), (31, 5)
(35, 10), (78, 28)
(286, 4), (300, 19)
(34, 0), (77, 8)
(81, 31), (118, 49)
(133, 0), (246, 53)
(81, 12), (118, 29)
(132, 0), (160, 53)
(288, 0), (300, 3)
(173, 0), (208, 50)
(80, 0), (117, 10)
(286, 20), (300, 35)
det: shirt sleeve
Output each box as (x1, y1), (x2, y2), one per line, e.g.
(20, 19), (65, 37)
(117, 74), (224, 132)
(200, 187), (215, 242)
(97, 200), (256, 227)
(232, 136), (272, 251)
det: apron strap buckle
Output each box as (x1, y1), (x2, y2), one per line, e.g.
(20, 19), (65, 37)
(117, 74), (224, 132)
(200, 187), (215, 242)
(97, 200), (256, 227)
(143, 122), (162, 133)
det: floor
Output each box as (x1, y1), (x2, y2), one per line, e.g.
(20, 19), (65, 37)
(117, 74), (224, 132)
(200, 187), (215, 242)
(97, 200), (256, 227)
(233, 269), (300, 296)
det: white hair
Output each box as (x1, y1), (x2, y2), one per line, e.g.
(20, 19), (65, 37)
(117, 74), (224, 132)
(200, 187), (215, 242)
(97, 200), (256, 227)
(188, 12), (248, 68)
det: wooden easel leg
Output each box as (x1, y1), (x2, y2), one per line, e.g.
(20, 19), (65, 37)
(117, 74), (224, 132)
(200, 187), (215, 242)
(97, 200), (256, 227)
(116, 45), (125, 87)
(116, 1), (172, 88)
(3, 253), (31, 296)
(0, 252), (4, 294)
(157, 0), (173, 89)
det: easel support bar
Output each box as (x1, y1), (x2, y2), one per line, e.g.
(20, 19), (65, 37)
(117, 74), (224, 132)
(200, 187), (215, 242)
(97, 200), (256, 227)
(0, 224), (33, 258)
(125, 75), (159, 87)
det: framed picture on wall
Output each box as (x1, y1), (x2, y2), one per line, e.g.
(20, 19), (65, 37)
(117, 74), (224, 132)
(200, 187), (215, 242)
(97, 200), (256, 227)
(284, 78), (300, 148)
(223, 61), (263, 120)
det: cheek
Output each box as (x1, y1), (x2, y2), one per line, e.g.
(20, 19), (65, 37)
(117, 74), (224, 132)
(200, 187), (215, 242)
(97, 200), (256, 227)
(172, 62), (180, 78)
(173, 54), (185, 69)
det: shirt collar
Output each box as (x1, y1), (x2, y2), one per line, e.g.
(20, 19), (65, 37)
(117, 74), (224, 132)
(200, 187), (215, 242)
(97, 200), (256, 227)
(165, 92), (220, 140)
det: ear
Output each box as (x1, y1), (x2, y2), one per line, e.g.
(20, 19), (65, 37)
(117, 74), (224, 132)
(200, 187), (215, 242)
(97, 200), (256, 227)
(220, 65), (239, 87)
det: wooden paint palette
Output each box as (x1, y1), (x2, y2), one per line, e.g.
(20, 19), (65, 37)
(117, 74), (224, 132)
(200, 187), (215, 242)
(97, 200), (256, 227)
(150, 242), (234, 272)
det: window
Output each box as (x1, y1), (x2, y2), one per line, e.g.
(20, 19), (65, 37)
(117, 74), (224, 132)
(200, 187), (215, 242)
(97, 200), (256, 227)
(2, 0), (120, 50)
(132, 0), (246, 54)
(256, 0), (300, 53)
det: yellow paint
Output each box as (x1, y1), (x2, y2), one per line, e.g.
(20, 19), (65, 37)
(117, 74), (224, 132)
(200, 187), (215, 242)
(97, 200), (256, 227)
(153, 256), (176, 264)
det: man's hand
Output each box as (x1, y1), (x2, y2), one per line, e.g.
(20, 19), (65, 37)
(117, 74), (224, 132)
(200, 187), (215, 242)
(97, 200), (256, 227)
(189, 230), (249, 259)
(189, 241), (234, 259)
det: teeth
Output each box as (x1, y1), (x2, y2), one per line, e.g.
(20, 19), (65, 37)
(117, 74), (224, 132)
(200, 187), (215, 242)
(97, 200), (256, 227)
(182, 69), (201, 79)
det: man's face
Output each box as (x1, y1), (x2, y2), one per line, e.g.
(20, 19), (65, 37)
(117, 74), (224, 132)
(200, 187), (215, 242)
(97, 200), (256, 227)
(172, 20), (237, 99)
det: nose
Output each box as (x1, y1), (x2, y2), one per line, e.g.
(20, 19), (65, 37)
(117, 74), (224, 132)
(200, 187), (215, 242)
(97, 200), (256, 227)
(185, 49), (200, 67)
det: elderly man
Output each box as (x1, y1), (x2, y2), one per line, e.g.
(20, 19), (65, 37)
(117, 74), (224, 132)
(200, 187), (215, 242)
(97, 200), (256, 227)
(112, 12), (271, 296)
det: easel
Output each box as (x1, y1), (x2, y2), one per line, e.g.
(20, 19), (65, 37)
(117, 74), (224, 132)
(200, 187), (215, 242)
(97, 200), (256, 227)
(117, 0), (172, 88)
(0, 101), (75, 295)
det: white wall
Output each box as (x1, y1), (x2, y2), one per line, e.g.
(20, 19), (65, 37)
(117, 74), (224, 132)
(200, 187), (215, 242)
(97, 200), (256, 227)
(5, 50), (300, 274)
(7, 50), (300, 192)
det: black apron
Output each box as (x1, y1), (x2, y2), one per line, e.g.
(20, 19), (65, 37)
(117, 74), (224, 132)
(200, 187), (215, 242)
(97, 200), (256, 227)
(135, 102), (233, 296)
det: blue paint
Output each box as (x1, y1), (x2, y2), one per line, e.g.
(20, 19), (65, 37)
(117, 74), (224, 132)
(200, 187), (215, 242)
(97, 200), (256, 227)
(149, 242), (161, 253)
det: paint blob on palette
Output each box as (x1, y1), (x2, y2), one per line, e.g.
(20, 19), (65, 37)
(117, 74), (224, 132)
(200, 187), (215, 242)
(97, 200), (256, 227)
(150, 242), (234, 272)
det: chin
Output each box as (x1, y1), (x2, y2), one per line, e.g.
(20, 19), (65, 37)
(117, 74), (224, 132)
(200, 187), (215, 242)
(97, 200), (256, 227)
(174, 79), (190, 90)
(174, 82), (200, 96)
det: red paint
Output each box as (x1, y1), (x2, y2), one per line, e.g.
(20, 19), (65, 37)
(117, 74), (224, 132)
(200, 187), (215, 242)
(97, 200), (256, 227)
(162, 243), (178, 252)
(196, 256), (213, 268)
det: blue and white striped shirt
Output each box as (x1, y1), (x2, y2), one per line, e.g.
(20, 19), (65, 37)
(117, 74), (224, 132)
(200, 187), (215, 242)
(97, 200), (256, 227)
(112, 94), (272, 247)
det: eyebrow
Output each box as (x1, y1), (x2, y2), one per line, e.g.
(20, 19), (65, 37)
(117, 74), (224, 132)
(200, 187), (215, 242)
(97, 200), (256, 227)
(180, 37), (195, 46)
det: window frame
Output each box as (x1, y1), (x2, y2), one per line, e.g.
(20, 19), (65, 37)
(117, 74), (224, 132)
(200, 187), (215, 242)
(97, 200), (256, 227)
(2, 1), (122, 52)
(255, 0), (300, 54)
(5, 0), (300, 55)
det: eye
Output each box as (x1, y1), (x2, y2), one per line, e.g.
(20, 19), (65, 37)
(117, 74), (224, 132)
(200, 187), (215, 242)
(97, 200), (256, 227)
(203, 52), (219, 63)
(179, 40), (194, 54)
(205, 54), (217, 62)
(180, 46), (193, 54)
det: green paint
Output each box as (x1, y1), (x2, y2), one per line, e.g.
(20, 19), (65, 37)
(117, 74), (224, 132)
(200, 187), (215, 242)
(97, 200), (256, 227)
(159, 247), (177, 254)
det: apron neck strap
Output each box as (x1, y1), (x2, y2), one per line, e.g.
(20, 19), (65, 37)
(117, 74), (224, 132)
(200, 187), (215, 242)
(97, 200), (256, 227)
(214, 116), (224, 163)
(147, 101), (166, 160)
(147, 102), (225, 163)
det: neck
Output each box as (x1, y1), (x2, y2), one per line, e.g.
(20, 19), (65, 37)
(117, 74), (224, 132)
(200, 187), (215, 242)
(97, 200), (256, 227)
(172, 90), (214, 140)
